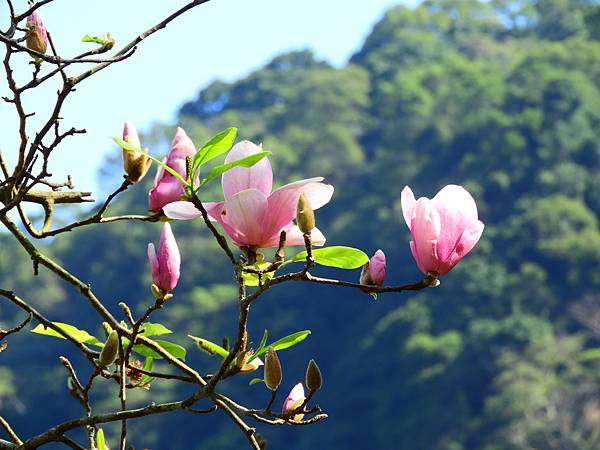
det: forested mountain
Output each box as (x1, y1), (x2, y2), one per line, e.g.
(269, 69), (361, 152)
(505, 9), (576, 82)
(3, 1), (600, 448)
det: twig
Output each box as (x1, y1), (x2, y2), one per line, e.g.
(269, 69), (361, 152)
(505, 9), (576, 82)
(0, 416), (22, 445)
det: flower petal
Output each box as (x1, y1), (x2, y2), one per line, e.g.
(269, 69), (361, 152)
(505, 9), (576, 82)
(147, 243), (159, 285)
(264, 178), (333, 238)
(221, 189), (269, 247)
(410, 198), (441, 274)
(157, 223), (181, 291)
(223, 141), (273, 199)
(163, 201), (202, 220)
(431, 184), (479, 261)
(401, 186), (416, 230)
(437, 220), (484, 275)
(284, 225), (326, 247)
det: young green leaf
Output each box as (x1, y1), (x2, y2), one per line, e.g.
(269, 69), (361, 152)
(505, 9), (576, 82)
(197, 151), (271, 190)
(247, 329), (269, 363)
(139, 323), (173, 337)
(112, 137), (189, 187)
(254, 330), (311, 358)
(96, 428), (107, 450)
(192, 127), (237, 170)
(82, 34), (105, 45)
(31, 322), (103, 347)
(188, 335), (230, 358)
(242, 262), (275, 286)
(127, 339), (186, 360)
(287, 246), (369, 269)
(249, 378), (264, 386)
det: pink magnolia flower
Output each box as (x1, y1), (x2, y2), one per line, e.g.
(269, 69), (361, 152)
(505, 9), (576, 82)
(164, 140), (334, 248)
(148, 127), (196, 212)
(401, 185), (484, 276)
(26, 11), (48, 54)
(282, 383), (306, 421)
(147, 223), (181, 292)
(360, 249), (386, 286)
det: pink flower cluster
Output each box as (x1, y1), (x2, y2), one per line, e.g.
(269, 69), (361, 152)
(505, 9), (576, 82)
(129, 120), (484, 295)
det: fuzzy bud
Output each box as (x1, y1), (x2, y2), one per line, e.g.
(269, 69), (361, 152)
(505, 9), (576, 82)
(264, 347), (282, 391)
(282, 383), (306, 421)
(296, 193), (315, 235)
(305, 359), (322, 392)
(122, 121), (151, 183)
(99, 330), (119, 366)
(26, 11), (48, 55)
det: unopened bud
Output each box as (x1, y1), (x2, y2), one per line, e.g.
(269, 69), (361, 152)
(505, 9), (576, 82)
(360, 249), (386, 287)
(26, 12), (48, 55)
(264, 347), (282, 391)
(122, 121), (151, 183)
(150, 283), (162, 300)
(99, 330), (119, 366)
(296, 193), (315, 235)
(237, 350), (263, 373)
(102, 33), (115, 50)
(282, 383), (306, 421)
(306, 359), (322, 392)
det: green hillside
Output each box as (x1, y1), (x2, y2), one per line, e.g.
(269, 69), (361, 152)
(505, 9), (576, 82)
(3, 1), (600, 448)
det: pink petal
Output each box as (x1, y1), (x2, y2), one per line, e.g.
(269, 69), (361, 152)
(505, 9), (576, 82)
(166, 127), (196, 169)
(282, 383), (305, 414)
(264, 178), (333, 239)
(437, 220), (484, 275)
(369, 249), (386, 286)
(284, 225), (326, 247)
(157, 223), (181, 291)
(149, 176), (184, 212)
(410, 198), (441, 274)
(123, 120), (141, 149)
(431, 185), (479, 261)
(222, 141), (273, 200)
(163, 201), (202, 220)
(221, 189), (269, 247)
(147, 243), (159, 285)
(401, 186), (416, 231)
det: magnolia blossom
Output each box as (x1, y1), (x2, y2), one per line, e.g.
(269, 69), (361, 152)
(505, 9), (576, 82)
(401, 185), (484, 276)
(26, 11), (47, 54)
(148, 223), (181, 292)
(164, 140), (334, 248)
(360, 249), (386, 286)
(148, 128), (196, 212)
(282, 383), (306, 421)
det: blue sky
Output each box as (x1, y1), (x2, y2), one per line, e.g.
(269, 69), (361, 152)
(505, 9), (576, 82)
(1, 0), (416, 197)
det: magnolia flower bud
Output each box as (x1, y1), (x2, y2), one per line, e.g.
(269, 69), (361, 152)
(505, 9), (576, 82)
(99, 330), (119, 366)
(282, 383), (306, 421)
(26, 11), (48, 55)
(148, 223), (181, 293)
(236, 350), (264, 373)
(264, 347), (282, 391)
(360, 249), (386, 286)
(122, 121), (151, 183)
(296, 193), (315, 235)
(306, 359), (322, 392)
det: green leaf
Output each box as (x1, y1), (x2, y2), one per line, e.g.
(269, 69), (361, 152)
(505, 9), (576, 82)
(31, 322), (102, 347)
(287, 246), (369, 269)
(249, 378), (264, 386)
(255, 330), (311, 358)
(96, 429), (107, 450)
(128, 339), (186, 361)
(242, 262), (275, 286)
(82, 34), (105, 45)
(112, 137), (189, 187)
(197, 151), (271, 189)
(139, 323), (173, 337)
(248, 329), (269, 363)
(579, 348), (600, 361)
(188, 335), (229, 358)
(192, 127), (237, 170)
(140, 357), (154, 385)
